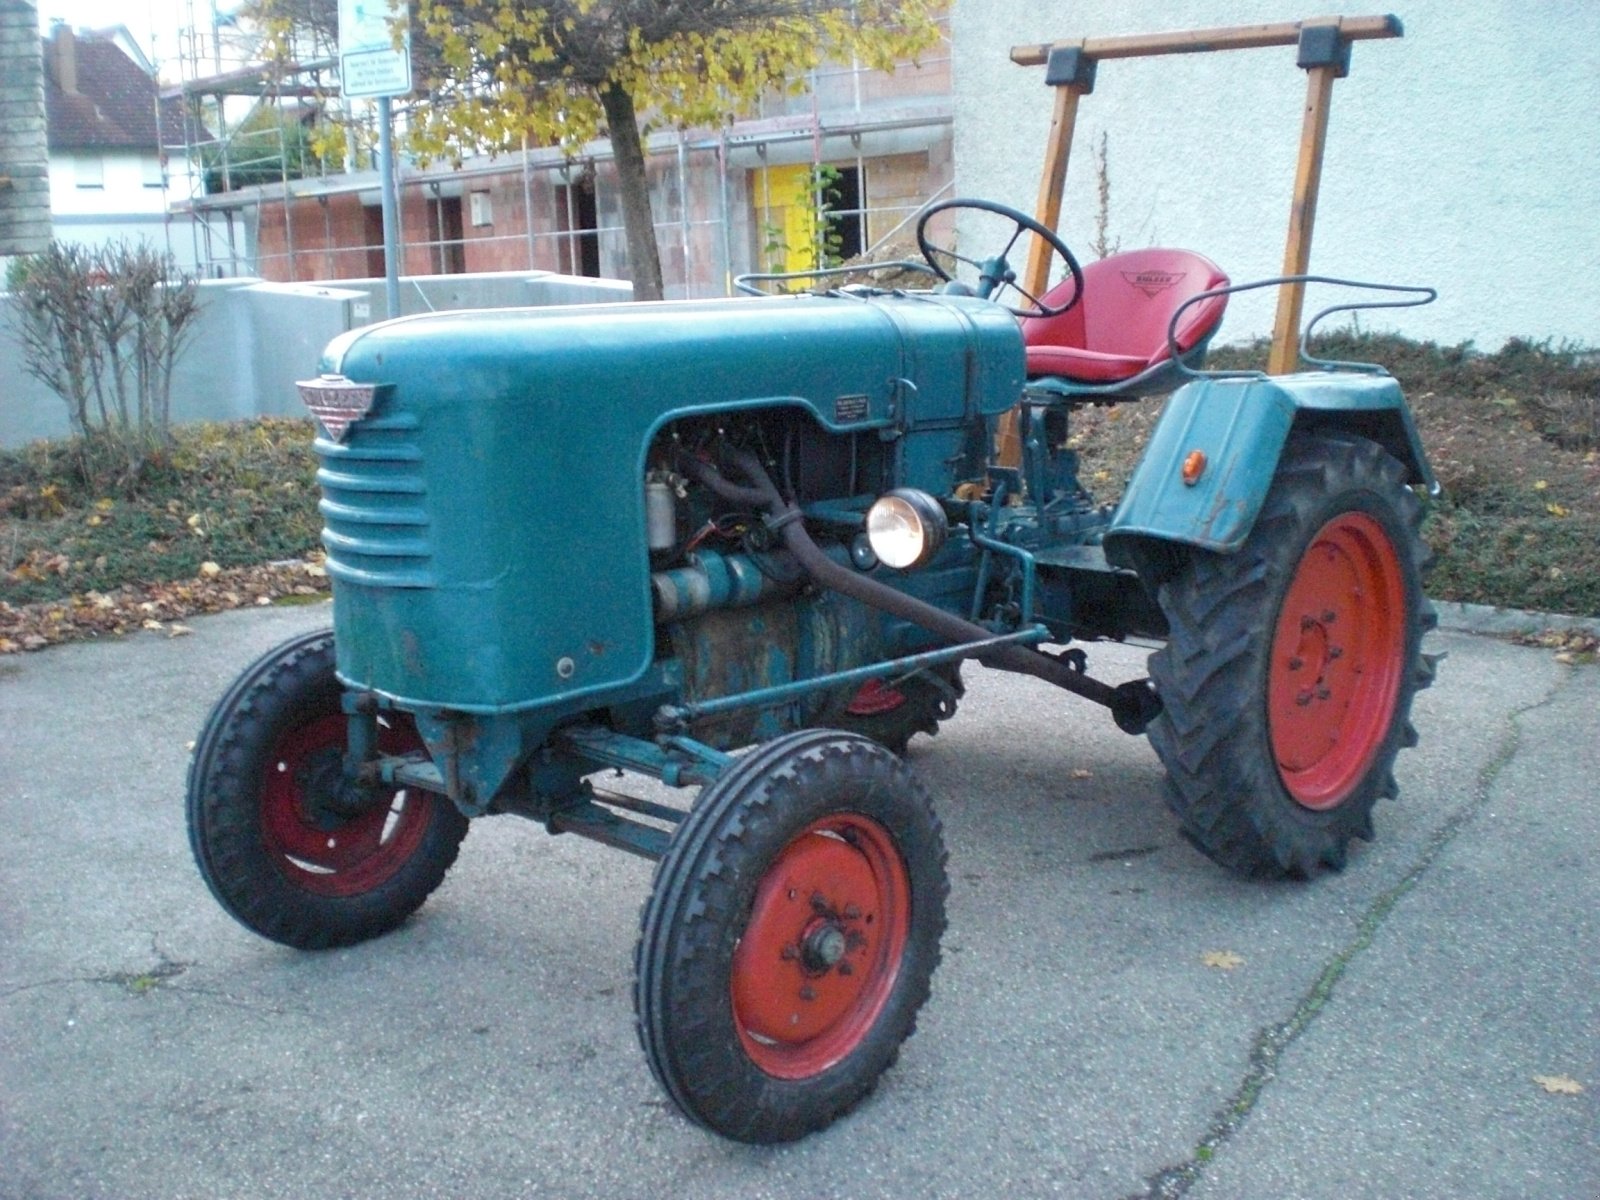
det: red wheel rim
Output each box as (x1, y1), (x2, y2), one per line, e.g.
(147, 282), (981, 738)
(730, 814), (911, 1079)
(259, 713), (435, 896)
(845, 679), (907, 716)
(1269, 512), (1406, 810)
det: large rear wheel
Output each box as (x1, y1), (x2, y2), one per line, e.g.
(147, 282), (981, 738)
(1147, 434), (1436, 877)
(187, 630), (469, 948)
(634, 730), (947, 1142)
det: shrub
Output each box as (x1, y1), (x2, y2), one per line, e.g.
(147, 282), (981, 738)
(7, 241), (200, 491)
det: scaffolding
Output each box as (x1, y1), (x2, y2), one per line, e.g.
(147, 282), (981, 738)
(158, 8), (954, 296)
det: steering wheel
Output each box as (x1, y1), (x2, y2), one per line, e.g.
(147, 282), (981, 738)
(915, 198), (1085, 319)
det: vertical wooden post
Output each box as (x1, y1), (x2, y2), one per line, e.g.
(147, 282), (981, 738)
(1002, 46), (1094, 468)
(1024, 81), (1085, 298)
(1269, 21), (1349, 375)
(1267, 64), (1337, 373)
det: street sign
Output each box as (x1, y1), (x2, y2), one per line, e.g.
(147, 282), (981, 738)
(337, 0), (412, 98)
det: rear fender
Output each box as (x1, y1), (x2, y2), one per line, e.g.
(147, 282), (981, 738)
(1103, 372), (1435, 564)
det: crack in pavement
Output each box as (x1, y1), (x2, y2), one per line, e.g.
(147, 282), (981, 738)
(0, 958), (188, 999)
(1, 931), (307, 1014)
(1, 932), (190, 999)
(1125, 668), (1573, 1200)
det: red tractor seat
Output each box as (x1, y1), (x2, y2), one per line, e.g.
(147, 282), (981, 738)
(1021, 248), (1230, 391)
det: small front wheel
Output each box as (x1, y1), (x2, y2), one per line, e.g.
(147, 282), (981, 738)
(634, 730), (947, 1142)
(187, 629), (469, 949)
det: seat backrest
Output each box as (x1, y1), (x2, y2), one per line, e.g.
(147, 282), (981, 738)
(1023, 248), (1229, 367)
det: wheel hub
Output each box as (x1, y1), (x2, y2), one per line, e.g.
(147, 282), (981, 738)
(1268, 513), (1405, 810)
(801, 921), (849, 972)
(730, 814), (910, 1079)
(259, 713), (435, 897)
(295, 747), (355, 830)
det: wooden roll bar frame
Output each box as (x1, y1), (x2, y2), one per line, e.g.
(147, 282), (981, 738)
(1010, 14), (1404, 376)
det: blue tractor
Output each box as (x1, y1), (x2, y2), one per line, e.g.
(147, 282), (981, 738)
(188, 199), (1436, 1142)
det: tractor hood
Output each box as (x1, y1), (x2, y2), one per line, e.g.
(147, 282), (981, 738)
(304, 293), (1025, 711)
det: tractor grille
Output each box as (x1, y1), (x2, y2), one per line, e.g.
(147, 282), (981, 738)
(314, 412), (434, 588)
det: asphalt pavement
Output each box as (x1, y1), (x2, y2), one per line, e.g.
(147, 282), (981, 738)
(1, 601), (1595, 1199)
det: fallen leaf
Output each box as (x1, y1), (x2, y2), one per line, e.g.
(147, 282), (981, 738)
(1546, 503), (1570, 517)
(1533, 479), (1549, 491)
(199, 561), (222, 577)
(1533, 1074), (1584, 1095)
(1201, 950), (1245, 971)
(167, 625), (193, 638)
(1071, 768), (1093, 780)
(142, 619), (164, 630)
(255, 596), (272, 606)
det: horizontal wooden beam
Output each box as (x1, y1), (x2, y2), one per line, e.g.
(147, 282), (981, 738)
(1011, 13), (1402, 67)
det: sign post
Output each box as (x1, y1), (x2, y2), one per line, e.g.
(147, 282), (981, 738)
(337, 0), (412, 318)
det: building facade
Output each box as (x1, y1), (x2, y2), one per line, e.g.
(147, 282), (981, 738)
(179, 18), (952, 299)
(39, 22), (203, 268)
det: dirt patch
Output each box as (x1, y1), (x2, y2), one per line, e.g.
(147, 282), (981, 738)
(1071, 334), (1600, 618)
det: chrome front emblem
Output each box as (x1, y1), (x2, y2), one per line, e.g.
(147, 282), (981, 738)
(297, 375), (378, 442)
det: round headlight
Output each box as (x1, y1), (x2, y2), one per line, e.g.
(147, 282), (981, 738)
(866, 488), (948, 571)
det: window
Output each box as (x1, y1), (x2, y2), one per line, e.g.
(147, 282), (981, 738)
(431, 195), (465, 274)
(469, 190), (493, 227)
(820, 164), (865, 262)
(556, 180), (601, 278)
(142, 156), (166, 190)
(74, 154), (104, 189)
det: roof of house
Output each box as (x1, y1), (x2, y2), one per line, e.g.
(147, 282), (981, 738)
(43, 28), (185, 153)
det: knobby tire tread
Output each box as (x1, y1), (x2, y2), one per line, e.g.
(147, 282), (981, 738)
(634, 730), (948, 1143)
(187, 630), (468, 949)
(1147, 434), (1436, 878)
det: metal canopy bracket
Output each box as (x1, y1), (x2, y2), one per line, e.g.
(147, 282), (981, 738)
(1297, 23), (1356, 77)
(1044, 46), (1097, 91)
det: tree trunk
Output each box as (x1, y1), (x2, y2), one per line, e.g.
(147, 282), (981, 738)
(599, 82), (665, 302)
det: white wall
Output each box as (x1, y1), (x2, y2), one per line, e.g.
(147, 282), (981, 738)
(953, 1), (1600, 350)
(46, 149), (207, 269)
(0, 270), (633, 448)
(48, 149), (165, 215)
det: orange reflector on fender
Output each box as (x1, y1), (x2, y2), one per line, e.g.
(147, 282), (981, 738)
(1181, 450), (1207, 486)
